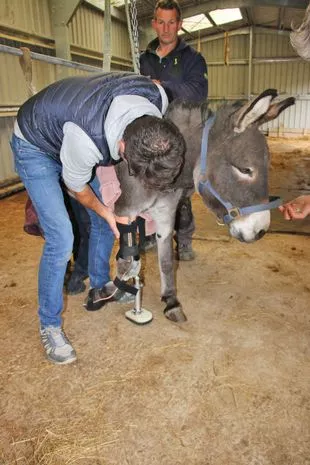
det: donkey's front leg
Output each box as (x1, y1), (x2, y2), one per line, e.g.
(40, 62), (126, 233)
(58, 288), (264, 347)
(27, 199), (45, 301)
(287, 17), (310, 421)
(152, 204), (187, 323)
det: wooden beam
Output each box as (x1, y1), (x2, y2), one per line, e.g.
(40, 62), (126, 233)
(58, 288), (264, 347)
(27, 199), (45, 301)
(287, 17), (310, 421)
(277, 7), (285, 30)
(241, 7), (254, 26)
(84, 1), (127, 23)
(49, 0), (82, 26)
(102, 0), (112, 71)
(48, 0), (82, 75)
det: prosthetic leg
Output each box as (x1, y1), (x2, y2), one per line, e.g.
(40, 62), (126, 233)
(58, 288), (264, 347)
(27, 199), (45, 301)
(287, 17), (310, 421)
(125, 275), (153, 324)
(115, 221), (153, 325)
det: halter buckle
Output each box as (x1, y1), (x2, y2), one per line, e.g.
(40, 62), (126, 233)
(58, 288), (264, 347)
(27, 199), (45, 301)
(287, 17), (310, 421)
(227, 207), (241, 220)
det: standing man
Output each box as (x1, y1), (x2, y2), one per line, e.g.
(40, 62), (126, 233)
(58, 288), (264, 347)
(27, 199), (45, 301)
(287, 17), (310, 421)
(139, 0), (208, 259)
(11, 72), (186, 365)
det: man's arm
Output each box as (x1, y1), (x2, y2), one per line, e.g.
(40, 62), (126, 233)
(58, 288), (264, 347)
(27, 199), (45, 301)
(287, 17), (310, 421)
(61, 122), (120, 238)
(70, 186), (119, 238)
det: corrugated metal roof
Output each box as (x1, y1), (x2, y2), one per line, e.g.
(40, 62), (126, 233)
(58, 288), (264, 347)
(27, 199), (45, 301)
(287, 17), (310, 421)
(85, 0), (308, 41)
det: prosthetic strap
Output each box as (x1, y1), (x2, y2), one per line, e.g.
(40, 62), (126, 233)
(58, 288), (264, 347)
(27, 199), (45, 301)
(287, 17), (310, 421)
(116, 221), (140, 260)
(114, 221), (140, 295)
(113, 276), (138, 295)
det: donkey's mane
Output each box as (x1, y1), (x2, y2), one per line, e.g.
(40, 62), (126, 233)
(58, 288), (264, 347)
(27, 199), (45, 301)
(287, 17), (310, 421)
(165, 99), (210, 128)
(167, 99), (205, 112)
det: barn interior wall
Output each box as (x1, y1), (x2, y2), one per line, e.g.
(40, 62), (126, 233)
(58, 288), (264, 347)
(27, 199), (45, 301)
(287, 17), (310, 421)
(0, 0), (132, 72)
(0, 0), (133, 186)
(196, 29), (310, 135)
(1, 1), (310, 186)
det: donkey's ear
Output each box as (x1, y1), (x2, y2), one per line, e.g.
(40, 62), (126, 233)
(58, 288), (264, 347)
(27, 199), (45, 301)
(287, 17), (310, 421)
(234, 89), (278, 133)
(254, 97), (296, 127)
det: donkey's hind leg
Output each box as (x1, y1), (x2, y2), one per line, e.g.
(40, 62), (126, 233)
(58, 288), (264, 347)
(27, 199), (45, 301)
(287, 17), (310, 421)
(174, 196), (195, 261)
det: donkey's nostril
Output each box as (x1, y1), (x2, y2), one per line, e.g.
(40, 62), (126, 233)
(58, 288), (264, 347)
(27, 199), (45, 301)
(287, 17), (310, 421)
(256, 229), (266, 241)
(238, 233), (246, 243)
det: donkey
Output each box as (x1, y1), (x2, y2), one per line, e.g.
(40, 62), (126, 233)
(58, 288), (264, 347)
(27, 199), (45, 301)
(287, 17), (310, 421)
(112, 89), (295, 323)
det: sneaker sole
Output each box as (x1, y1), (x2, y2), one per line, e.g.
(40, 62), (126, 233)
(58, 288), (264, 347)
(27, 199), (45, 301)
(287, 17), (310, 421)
(84, 299), (107, 311)
(45, 353), (77, 365)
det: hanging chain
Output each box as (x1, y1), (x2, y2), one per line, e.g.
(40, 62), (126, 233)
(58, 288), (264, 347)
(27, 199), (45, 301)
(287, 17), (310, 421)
(129, 0), (140, 73)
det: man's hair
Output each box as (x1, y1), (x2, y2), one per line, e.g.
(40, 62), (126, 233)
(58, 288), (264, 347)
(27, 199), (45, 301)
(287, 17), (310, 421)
(154, 0), (182, 21)
(123, 115), (186, 191)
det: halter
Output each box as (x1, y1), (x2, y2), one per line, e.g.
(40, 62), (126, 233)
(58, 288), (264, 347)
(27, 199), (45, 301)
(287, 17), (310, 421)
(198, 114), (282, 225)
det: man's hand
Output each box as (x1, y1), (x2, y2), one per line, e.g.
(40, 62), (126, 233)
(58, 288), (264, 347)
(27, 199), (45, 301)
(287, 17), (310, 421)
(70, 185), (120, 238)
(103, 209), (119, 238)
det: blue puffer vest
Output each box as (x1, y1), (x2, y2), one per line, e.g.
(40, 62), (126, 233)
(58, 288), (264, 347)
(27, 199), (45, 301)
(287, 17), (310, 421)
(17, 72), (163, 165)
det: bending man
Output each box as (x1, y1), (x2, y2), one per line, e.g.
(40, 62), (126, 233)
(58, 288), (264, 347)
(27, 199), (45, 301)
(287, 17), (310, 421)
(11, 72), (185, 365)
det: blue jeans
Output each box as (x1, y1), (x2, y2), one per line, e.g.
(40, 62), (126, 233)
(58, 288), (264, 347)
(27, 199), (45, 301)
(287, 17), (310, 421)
(11, 134), (115, 328)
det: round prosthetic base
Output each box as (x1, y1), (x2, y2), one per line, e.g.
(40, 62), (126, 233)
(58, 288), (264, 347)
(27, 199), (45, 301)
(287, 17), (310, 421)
(125, 308), (153, 325)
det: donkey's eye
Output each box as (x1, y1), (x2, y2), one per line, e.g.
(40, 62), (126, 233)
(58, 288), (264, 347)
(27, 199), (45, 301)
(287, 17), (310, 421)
(239, 167), (253, 176)
(232, 165), (254, 179)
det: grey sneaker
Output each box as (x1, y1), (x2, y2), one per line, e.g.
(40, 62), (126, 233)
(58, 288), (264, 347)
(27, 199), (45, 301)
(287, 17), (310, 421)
(40, 326), (77, 365)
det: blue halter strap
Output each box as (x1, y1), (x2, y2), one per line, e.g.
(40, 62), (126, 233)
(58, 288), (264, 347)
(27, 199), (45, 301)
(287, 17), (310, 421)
(198, 114), (282, 224)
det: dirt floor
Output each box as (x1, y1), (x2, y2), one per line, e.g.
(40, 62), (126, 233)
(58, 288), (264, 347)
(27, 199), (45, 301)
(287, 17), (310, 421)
(1, 138), (310, 465)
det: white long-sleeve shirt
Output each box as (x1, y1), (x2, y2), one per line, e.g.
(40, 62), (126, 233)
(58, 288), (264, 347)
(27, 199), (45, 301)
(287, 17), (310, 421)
(14, 84), (168, 192)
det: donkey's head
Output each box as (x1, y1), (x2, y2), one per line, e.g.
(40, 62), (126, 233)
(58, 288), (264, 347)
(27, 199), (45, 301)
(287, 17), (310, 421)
(195, 89), (295, 243)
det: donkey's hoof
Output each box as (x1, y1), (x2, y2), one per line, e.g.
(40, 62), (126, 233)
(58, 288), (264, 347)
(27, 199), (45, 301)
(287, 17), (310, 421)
(162, 296), (187, 323)
(176, 244), (196, 261)
(164, 306), (187, 323)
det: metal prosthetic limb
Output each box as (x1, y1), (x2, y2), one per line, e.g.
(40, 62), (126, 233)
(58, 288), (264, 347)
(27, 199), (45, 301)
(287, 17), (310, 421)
(116, 221), (153, 324)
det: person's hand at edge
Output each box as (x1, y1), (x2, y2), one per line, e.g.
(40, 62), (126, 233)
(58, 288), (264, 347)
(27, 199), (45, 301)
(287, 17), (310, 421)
(278, 195), (310, 220)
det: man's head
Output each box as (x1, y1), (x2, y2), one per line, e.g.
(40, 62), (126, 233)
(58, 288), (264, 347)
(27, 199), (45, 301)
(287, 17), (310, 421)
(120, 115), (185, 191)
(152, 0), (183, 47)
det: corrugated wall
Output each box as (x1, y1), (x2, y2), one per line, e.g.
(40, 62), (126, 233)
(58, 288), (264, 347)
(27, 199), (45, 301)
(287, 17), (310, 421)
(198, 29), (310, 135)
(201, 34), (249, 100)
(0, 0), (52, 38)
(0, 116), (16, 185)
(253, 32), (310, 134)
(0, 0), (133, 186)
(0, 0), (130, 64)
(1, 3), (310, 185)
(70, 3), (131, 66)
